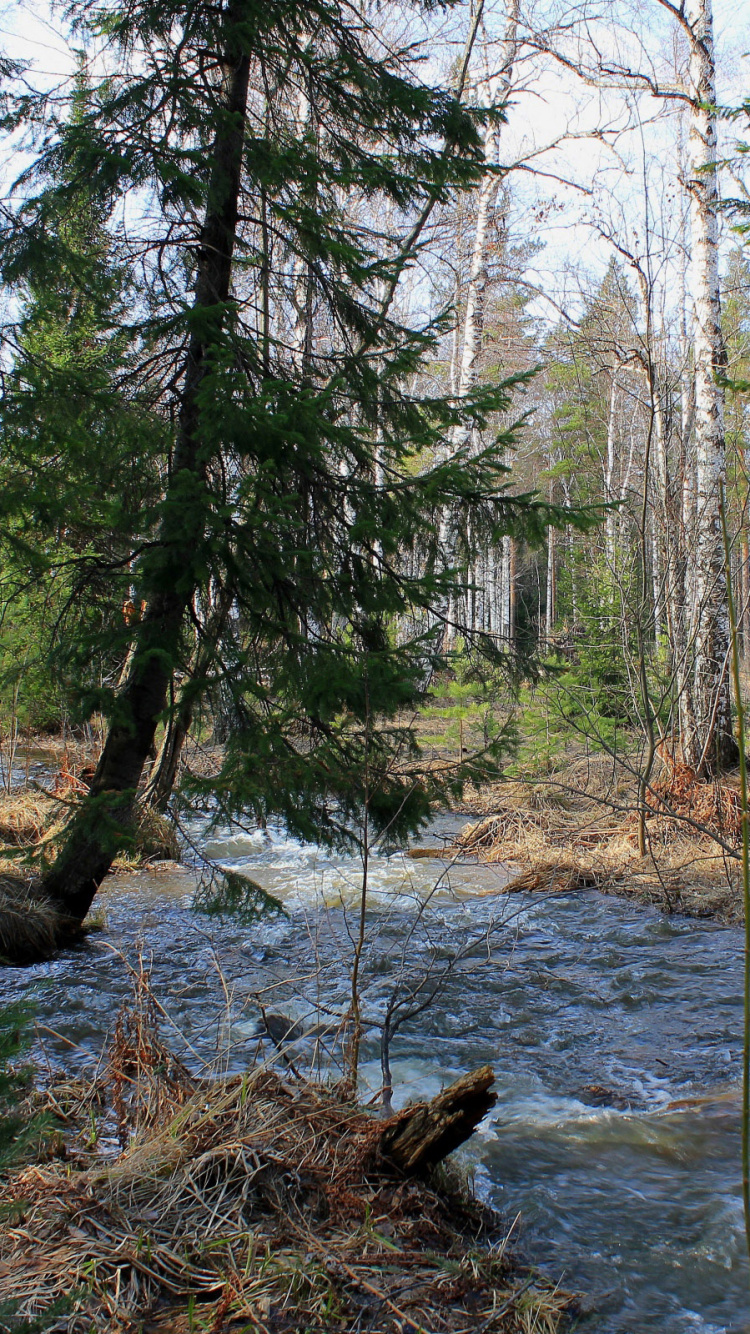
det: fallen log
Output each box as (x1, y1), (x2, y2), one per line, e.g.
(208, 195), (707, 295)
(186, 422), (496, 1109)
(379, 1064), (496, 1173)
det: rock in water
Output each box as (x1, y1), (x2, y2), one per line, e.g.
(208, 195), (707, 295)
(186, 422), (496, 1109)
(258, 1012), (305, 1045)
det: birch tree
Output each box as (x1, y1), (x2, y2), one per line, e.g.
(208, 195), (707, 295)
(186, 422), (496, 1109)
(439, 0), (520, 646)
(677, 0), (737, 772)
(534, 0), (738, 772)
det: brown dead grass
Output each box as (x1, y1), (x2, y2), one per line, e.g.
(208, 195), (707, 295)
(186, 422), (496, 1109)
(0, 792), (180, 867)
(0, 793), (54, 848)
(450, 757), (746, 924)
(0, 868), (67, 964)
(0, 793), (180, 962)
(0, 974), (575, 1334)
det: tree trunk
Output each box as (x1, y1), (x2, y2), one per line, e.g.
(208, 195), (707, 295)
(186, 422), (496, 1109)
(41, 12), (252, 925)
(681, 0), (737, 775)
(142, 587), (235, 812)
(500, 534), (512, 638)
(678, 373), (698, 753)
(454, 3), (518, 404)
(378, 1065), (496, 1174)
(439, 2), (518, 617)
(508, 534), (517, 643)
(546, 522), (556, 645)
(736, 525), (741, 661)
(604, 378), (618, 573)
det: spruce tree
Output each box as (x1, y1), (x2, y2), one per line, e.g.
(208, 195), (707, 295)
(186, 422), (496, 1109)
(0, 1001), (41, 1171)
(0, 69), (164, 735)
(1, 0), (591, 938)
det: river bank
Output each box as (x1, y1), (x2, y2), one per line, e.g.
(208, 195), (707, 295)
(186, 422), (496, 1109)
(1, 972), (572, 1334)
(2, 733), (747, 932)
(442, 753), (748, 925)
(1, 823), (748, 1331)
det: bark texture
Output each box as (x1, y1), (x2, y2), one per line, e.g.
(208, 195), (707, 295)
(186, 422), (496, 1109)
(42, 12), (252, 924)
(142, 587), (235, 812)
(379, 1065), (497, 1173)
(682, 0), (737, 774)
(441, 2), (519, 646)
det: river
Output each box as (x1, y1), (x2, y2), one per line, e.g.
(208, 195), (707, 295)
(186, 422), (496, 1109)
(2, 817), (749, 1333)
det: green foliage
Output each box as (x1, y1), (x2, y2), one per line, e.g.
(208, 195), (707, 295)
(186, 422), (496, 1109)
(0, 1001), (71, 1331)
(0, 68), (165, 735)
(0, 1296), (75, 1334)
(419, 640), (518, 758)
(193, 869), (286, 926)
(0, 0), (597, 881)
(0, 1000), (42, 1173)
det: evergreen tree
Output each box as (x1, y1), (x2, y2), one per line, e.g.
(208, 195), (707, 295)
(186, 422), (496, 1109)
(0, 69), (164, 734)
(1, 0), (591, 939)
(0, 1001), (41, 1172)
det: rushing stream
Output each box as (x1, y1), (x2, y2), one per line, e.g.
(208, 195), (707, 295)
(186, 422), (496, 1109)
(2, 817), (749, 1333)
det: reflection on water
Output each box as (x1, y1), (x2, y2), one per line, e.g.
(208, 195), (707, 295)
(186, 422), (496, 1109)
(2, 820), (749, 1333)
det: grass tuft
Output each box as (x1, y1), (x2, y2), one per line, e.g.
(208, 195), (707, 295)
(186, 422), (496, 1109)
(0, 969), (576, 1333)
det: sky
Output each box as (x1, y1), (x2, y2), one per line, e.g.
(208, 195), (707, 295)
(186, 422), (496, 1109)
(1, 0), (749, 334)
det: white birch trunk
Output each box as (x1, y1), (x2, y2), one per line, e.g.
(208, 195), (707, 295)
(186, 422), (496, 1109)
(546, 524), (556, 645)
(604, 379), (619, 573)
(650, 507), (663, 644)
(682, 0), (736, 773)
(455, 3), (518, 403)
(290, 48), (315, 370)
(500, 535), (512, 639)
(439, 2), (519, 644)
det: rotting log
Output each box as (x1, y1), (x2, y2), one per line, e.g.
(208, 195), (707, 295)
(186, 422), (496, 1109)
(379, 1065), (496, 1174)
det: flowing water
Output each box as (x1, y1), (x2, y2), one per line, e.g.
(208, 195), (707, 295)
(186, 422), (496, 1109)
(2, 818), (749, 1333)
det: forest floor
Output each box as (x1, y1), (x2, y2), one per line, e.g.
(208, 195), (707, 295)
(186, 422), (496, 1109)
(0, 975), (575, 1334)
(440, 748), (746, 925)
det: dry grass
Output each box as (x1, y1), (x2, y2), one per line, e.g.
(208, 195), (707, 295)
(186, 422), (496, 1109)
(0, 792), (179, 868)
(450, 759), (746, 923)
(645, 762), (743, 842)
(0, 793), (54, 848)
(128, 804), (181, 864)
(0, 795), (179, 962)
(0, 869), (66, 964)
(0, 976), (575, 1334)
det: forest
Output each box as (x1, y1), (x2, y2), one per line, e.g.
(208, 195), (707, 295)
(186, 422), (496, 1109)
(1, 0), (750, 1330)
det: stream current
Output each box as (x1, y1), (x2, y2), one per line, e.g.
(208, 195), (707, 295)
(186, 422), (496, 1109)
(2, 817), (749, 1333)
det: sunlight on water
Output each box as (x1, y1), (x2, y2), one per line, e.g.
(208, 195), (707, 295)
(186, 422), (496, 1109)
(201, 819), (512, 912)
